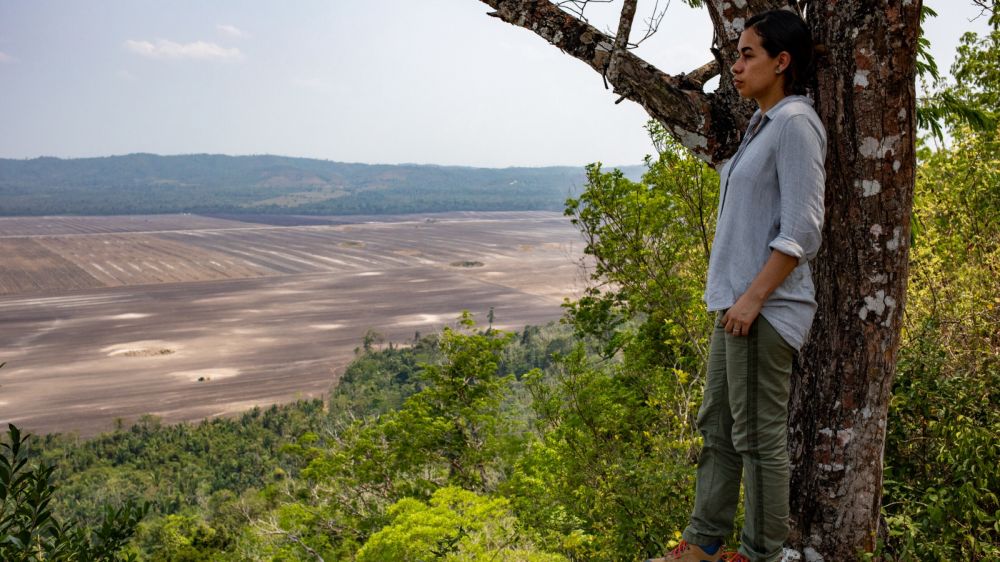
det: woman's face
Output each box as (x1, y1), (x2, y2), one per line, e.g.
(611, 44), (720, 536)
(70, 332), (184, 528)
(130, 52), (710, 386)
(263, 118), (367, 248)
(731, 27), (787, 103)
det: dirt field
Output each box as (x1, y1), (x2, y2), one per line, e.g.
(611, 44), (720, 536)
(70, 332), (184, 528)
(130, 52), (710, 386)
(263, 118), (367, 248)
(0, 214), (259, 237)
(0, 212), (589, 436)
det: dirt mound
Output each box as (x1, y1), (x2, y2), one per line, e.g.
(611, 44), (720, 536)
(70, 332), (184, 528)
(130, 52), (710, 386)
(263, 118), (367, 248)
(115, 348), (174, 358)
(103, 340), (178, 358)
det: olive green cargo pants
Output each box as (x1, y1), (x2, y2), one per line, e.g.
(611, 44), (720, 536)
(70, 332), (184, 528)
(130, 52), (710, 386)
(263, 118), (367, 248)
(682, 312), (795, 562)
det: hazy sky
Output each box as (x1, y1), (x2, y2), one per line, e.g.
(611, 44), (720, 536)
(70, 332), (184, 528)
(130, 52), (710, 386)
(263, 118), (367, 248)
(0, 1), (991, 167)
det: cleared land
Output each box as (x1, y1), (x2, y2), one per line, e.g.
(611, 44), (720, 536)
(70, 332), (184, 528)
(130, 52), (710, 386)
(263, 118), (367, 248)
(0, 212), (588, 435)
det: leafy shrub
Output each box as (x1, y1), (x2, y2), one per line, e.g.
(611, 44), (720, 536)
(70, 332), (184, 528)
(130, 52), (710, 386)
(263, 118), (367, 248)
(881, 122), (1000, 560)
(356, 486), (565, 562)
(1, 424), (147, 561)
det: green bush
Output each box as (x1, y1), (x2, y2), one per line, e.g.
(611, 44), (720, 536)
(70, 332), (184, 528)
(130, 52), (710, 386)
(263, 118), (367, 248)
(356, 486), (565, 562)
(1, 424), (147, 561)
(881, 121), (1000, 560)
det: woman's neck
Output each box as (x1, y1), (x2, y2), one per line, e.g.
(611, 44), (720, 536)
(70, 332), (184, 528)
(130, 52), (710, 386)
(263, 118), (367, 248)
(756, 89), (788, 116)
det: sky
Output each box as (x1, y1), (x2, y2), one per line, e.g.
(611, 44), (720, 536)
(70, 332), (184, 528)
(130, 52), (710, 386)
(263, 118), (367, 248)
(0, 1), (992, 168)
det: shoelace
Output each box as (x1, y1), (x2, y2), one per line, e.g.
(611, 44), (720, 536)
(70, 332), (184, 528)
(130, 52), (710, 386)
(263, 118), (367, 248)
(669, 540), (693, 555)
(720, 552), (751, 562)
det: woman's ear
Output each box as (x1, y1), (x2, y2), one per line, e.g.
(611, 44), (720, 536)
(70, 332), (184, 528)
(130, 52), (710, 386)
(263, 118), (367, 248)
(778, 51), (792, 73)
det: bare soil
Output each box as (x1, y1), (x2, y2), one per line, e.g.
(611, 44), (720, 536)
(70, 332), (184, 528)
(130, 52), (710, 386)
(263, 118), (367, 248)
(0, 212), (588, 436)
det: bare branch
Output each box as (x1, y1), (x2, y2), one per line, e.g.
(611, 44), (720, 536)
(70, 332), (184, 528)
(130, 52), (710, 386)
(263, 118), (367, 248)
(556, 0), (614, 22)
(606, 0), (638, 83)
(970, 0), (998, 18)
(255, 517), (326, 562)
(685, 59), (720, 87)
(559, 0), (669, 49)
(633, 0), (670, 48)
(481, 0), (726, 160)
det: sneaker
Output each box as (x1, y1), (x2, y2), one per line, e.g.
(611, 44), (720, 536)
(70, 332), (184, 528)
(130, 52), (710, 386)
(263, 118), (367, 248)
(720, 551), (751, 562)
(646, 539), (723, 562)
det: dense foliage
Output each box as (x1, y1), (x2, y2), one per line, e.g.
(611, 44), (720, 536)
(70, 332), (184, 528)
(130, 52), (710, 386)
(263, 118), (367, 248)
(875, 19), (1000, 560)
(880, 132), (1000, 560)
(1, 424), (147, 561)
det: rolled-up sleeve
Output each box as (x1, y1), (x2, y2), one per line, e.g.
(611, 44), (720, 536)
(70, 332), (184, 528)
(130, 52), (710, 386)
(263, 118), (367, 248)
(770, 114), (826, 265)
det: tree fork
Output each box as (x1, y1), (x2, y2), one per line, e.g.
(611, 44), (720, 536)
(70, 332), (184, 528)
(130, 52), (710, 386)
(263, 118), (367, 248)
(483, 0), (737, 162)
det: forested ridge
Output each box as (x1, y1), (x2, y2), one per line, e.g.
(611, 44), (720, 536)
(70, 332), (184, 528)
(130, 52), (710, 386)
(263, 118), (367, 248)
(2, 16), (999, 562)
(0, 154), (643, 216)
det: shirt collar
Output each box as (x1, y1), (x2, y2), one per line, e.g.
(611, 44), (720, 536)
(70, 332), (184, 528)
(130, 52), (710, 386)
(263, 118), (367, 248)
(751, 95), (813, 124)
(745, 95), (813, 136)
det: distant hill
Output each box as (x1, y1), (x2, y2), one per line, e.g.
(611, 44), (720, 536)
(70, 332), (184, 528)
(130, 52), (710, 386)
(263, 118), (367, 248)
(0, 154), (646, 216)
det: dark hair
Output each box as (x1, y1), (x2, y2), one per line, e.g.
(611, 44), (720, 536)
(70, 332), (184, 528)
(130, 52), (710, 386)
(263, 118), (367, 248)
(745, 10), (815, 95)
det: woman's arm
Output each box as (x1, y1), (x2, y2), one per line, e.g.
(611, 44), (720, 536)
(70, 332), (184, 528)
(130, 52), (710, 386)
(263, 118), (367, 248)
(722, 249), (798, 336)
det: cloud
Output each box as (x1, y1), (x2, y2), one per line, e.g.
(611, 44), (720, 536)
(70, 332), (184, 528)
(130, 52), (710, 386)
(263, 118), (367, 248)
(124, 39), (242, 61)
(216, 24), (248, 39)
(0, 51), (17, 64)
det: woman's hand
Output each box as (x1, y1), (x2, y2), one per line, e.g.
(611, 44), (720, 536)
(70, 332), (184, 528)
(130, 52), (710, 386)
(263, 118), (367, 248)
(722, 250), (799, 337)
(722, 292), (764, 337)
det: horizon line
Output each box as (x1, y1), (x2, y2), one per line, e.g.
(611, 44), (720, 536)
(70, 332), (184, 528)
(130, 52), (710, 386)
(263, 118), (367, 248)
(0, 152), (647, 171)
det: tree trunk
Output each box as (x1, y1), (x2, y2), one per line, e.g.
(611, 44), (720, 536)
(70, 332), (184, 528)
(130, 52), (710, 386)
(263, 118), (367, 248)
(475, 0), (922, 558)
(787, 2), (921, 558)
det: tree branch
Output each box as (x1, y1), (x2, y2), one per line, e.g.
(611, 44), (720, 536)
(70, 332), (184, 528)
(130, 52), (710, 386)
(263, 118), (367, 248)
(684, 60), (720, 88)
(481, 0), (723, 160)
(555, 0), (614, 22)
(633, 0), (670, 48)
(970, 0), (997, 18)
(612, 0), (638, 53)
(606, 0), (637, 89)
(256, 517), (326, 562)
(479, 0), (793, 162)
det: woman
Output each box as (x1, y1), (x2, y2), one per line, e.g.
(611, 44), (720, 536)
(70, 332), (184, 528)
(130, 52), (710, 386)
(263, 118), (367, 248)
(651, 10), (826, 562)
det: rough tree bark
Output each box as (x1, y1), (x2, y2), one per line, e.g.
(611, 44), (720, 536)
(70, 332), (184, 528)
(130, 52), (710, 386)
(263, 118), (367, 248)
(789, 3), (919, 558)
(475, 0), (921, 559)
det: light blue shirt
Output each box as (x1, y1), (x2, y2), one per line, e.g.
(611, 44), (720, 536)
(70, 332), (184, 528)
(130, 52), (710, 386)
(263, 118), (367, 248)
(705, 95), (827, 350)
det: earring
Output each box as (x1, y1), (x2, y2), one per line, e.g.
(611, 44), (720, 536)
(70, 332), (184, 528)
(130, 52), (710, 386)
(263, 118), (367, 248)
(775, 67), (783, 74)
